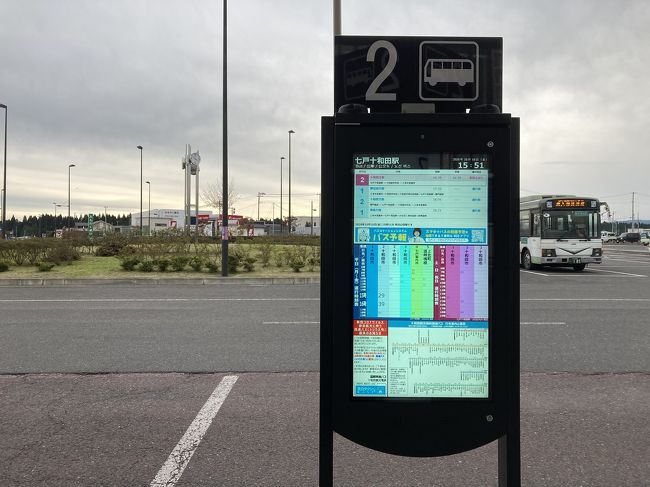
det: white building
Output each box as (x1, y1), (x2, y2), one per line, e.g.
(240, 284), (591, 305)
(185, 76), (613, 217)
(292, 215), (321, 236)
(131, 209), (214, 233)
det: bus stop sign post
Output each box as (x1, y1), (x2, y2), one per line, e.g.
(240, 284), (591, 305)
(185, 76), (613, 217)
(320, 36), (520, 487)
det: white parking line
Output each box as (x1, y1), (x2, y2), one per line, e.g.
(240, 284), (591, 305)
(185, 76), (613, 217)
(150, 375), (238, 487)
(263, 321), (320, 324)
(587, 268), (647, 278)
(522, 298), (650, 301)
(0, 298), (319, 303)
(520, 270), (549, 276)
(521, 322), (566, 325)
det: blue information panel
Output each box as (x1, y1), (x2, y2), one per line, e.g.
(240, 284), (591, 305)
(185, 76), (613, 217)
(352, 153), (490, 398)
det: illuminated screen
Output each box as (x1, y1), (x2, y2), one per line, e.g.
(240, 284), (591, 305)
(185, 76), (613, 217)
(352, 153), (490, 398)
(548, 199), (597, 209)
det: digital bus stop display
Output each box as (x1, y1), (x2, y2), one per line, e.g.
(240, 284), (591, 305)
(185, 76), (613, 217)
(352, 153), (490, 398)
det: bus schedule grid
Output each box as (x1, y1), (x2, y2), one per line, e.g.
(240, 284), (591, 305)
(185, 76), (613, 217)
(354, 169), (487, 230)
(353, 244), (488, 321)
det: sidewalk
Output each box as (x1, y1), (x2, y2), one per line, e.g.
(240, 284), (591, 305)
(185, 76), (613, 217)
(0, 276), (320, 286)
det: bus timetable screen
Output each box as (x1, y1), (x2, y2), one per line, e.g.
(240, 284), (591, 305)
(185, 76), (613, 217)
(352, 153), (490, 398)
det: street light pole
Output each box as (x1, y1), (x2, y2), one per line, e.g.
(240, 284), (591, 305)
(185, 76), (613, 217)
(288, 130), (294, 234)
(146, 181), (151, 236)
(280, 156), (284, 234)
(257, 192), (265, 220)
(221, 0), (229, 276)
(0, 103), (6, 240)
(137, 146), (143, 235)
(68, 163), (76, 228)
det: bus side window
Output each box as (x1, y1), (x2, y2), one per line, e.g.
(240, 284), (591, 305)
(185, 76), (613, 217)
(533, 213), (541, 237)
(520, 210), (531, 236)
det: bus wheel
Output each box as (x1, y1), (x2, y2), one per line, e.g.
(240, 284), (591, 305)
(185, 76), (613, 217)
(573, 264), (586, 271)
(522, 250), (534, 270)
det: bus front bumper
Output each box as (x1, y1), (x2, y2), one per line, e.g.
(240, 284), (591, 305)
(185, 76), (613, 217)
(533, 256), (602, 265)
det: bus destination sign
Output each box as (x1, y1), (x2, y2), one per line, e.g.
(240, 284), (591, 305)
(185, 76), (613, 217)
(548, 199), (598, 209)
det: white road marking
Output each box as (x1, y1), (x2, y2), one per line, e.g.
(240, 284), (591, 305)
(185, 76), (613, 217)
(263, 321), (320, 324)
(521, 321), (566, 325)
(520, 270), (549, 276)
(0, 297), (319, 303)
(587, 268), (647, 278)
(150, 375), (238, 487)
(523, 298), (650, 301)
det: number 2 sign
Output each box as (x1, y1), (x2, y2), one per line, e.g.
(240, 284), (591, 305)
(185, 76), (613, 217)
(334, 36), (502, 114)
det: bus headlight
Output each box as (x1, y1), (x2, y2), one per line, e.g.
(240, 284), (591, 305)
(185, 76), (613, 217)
(542, 249), (556, 257)
(592, 248), (602, 257)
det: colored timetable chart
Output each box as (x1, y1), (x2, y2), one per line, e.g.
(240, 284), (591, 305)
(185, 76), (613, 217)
(352, 154), (490, 399)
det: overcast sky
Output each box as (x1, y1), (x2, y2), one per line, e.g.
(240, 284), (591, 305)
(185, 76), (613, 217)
(1, 0), (649, 222)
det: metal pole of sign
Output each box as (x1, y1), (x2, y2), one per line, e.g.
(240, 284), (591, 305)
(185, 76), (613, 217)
(183, 145), (187, 233)
(320, 3), (340, 485)
(195, 160), (200, 242)
(221, 0), (229, 276)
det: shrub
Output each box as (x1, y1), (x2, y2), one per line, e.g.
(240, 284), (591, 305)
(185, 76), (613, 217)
(45, 243), (81, 265)
(0, 262), (9, 272)
(227, 253), (241, 273)
(139, 260), (154, 272)
(155, 259), (170, 272)
(120, 257), (140, 271)
(189, 257), (204, 272)
(205, 261), (220, 273)
(307, 246), (320, 271)
(171, 256), (189, 272)
(288, 247), (307, 273)
(38, 262), (55, 272)
(289, 256), (305, 272)
(95, 234), (128, 256)
(258, 242), (273, 267)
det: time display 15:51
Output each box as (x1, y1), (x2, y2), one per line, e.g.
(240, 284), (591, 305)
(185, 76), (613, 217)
(455, 160), (486, 169)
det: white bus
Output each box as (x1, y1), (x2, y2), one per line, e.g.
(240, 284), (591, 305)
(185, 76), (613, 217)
(520, 195), (602, 272)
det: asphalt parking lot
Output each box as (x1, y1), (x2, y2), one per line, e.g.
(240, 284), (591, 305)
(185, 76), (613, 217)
(0, 243), (648, 486)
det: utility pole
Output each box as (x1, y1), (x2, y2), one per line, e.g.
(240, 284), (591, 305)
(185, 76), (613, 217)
(257, 192), (265, 220)
(631, 192), (634, 231)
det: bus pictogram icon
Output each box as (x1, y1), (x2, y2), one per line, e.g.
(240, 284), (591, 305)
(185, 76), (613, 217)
(423, 59), (475, 87)
(419, 41), (479, 101)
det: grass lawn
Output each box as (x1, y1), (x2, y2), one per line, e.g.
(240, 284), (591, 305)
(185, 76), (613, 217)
(0, 254), (320, 279)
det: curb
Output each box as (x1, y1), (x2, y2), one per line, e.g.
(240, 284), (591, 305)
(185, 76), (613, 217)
(0, 277), (320, 287)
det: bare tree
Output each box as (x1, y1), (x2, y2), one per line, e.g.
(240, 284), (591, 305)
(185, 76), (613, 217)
(201, 178), (240, 217)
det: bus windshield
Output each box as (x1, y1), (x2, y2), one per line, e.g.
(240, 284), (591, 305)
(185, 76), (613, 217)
(542, 210), (599, 239)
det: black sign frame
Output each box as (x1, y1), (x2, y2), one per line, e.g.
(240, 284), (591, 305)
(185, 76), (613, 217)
(321, 113), (520, 485)
(335, 36), (503, 114)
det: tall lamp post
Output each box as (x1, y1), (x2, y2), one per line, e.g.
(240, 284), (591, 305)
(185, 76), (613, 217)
(67, 163), (76, 228)
(280, 156), (285, 234)
(137, 145), (143, 235)
(1, 103), (7, 239)
(145, 181), (151, 236)
(288, 130), (294, 234)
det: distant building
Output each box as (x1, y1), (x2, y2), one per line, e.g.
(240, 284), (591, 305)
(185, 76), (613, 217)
(292, 215), (321, 236)
(130, 209), (214, 233)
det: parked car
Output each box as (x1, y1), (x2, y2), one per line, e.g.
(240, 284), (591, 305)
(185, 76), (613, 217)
(601, 231), (617, 242)
(640, 232), (649, 246)
(616, 232), (641, 243)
